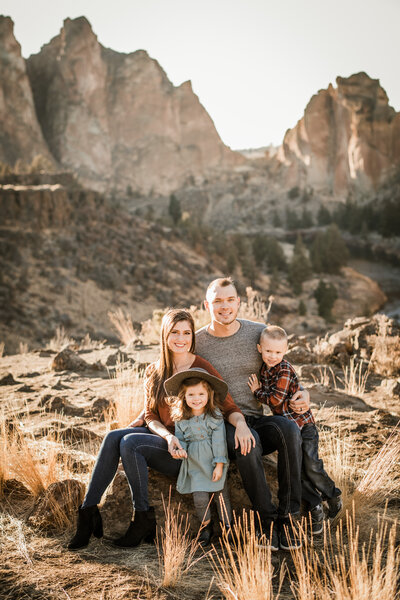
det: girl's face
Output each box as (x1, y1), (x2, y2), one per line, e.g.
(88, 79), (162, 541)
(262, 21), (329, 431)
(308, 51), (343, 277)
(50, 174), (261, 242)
(167, 320), (193, 355)
(184, 381), (209, 415)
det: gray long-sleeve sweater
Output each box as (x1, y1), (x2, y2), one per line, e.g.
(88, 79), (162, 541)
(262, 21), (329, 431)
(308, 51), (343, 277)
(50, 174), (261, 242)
(195, 319), (267, 418)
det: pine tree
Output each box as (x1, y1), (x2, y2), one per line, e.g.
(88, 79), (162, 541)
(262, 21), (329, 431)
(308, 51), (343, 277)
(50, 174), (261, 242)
(169, 194), (182, 224)
(310, 224), (349, 274)
(317, 205), (332, 226)
(298, 299), (307, 316)
(288, 235), (312, 294)
(314, 280), (338, 320)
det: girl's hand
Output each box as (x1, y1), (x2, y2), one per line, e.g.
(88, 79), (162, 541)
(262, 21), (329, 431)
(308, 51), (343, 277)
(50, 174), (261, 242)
(248, 374), (261, 393)
(212, 463), (223, 482)
(166, 434), (187, 459)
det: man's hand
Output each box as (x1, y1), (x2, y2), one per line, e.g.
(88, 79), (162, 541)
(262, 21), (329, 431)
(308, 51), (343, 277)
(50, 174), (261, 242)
(289, 388), (310, 414)
(212, 463), (223, 482)
(248, 373), (261, 393)
(234, 420), (256, 456)
(166, 434), (187, 459)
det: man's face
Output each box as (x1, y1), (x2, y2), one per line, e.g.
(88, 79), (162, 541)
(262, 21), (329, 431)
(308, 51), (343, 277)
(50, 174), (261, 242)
(204, 284), (240, 326)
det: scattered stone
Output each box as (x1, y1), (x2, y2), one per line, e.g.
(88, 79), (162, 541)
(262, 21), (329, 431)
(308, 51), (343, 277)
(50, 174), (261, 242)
(17, 384), (34, 393)
(51, 348), (106, 373)
(87, 397), (112, 417)
(285, 345), (316, 365)
(0, 373), (19, 386)
(39, 350), (56, 357)
(51, 380), (72, 390)
(28, 479), (85, 531)
(377, 378), (400, 398)
(59, 425), (102, 445)
(105, 350), (129, 367)
(39, 395), (84, 417)
(23, 372), (41, 378)
(309, 385), (374, 412)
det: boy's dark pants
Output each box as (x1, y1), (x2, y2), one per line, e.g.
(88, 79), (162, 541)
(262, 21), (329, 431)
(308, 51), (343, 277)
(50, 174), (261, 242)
(300, 423), (341, 509)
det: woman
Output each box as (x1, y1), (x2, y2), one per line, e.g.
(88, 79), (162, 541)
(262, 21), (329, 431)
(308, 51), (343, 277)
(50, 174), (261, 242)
(68, 308), (240, 549)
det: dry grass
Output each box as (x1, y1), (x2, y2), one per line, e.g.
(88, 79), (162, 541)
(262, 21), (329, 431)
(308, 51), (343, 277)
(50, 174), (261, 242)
(238, 288), (274, 324)
(0, 340), (4, 357)
(311, 365), (337, 387)
(368, 314), (400, 376)
(345, 424), (400, 524)
(108, 308), (138, 346)
(338, 356), (370, 396)
(156, 493), (204, 588)
(105, 360), (146, 429)
(211, 511), (284, 600)
(18, 341), (29, 354)
(289, 512), (399, 600)
(48, 326), (73, 351)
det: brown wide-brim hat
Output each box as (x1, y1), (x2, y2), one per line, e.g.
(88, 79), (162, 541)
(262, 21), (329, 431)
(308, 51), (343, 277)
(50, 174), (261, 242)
(164, 367), (228, 400)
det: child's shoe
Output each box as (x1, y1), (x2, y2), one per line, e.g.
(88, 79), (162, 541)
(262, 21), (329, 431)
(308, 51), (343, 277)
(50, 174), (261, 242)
(327, 495), (343, 519)
(279, 516), (302, 551)
(198, 521), (213, 546)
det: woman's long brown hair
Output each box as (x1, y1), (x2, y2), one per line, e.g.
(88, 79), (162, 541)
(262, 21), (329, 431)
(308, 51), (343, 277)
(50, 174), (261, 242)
(146, 308), (195, 413)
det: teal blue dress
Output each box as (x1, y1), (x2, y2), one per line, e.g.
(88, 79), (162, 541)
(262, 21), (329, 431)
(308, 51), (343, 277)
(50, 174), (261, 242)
(174, 411), (229, 494)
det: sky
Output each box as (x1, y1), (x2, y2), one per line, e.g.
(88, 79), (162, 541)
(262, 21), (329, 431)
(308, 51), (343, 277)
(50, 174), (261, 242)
(2, 0), (400, 150)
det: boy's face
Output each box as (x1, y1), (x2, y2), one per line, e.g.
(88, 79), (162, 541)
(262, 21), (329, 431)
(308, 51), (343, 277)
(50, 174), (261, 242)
(257, 336), (288, 368)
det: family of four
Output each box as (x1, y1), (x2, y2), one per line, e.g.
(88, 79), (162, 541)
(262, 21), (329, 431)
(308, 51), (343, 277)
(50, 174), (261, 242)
(68, 278), (342, 552)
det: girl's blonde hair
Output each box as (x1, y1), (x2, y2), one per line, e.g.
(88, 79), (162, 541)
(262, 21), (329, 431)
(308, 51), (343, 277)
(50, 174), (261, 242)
(169, 377), (221, 421)
(146, 309), (195, 413)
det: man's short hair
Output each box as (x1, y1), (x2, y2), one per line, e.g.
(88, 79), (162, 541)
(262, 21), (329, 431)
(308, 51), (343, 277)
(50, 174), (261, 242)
(206, 277), (238, 299)
(259, 325), (288, 344)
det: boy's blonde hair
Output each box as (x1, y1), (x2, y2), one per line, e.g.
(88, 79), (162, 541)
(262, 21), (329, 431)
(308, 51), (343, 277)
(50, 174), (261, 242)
(168, 377), (221, 421)
(259, 325), (288, 344)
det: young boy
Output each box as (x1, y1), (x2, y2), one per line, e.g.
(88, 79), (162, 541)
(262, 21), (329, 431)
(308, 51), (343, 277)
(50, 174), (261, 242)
(248, 325), (342, 534)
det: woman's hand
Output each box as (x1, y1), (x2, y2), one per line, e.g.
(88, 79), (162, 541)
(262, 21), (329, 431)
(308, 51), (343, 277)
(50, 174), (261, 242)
(166, 434), (187, 459)
(212, 463), (223, 482)
(289, 389), (310, 414)
(128, 410), (145, 428)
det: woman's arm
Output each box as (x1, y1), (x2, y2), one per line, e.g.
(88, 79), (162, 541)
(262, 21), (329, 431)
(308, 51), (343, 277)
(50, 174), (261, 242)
(128, 409), (145, 427)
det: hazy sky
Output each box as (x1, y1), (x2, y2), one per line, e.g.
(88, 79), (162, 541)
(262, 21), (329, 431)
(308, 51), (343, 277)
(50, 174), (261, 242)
(3, 0), (400, 149)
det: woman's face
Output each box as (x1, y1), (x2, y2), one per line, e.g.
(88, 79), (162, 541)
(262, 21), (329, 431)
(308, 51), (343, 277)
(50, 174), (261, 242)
(166, 319), (193, 355)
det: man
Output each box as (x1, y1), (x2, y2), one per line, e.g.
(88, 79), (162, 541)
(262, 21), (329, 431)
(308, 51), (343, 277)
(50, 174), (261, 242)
(195, 277), (311, 550)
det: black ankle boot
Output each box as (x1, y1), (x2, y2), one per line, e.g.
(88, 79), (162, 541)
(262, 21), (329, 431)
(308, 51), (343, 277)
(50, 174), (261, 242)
(198, 521), (213, 547)
(113, 507), (156, 548)
(68, 504), (103, 550)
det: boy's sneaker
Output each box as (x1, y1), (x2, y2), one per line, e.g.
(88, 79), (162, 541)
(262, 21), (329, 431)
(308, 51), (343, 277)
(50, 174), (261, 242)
(308, 503), (324, 535)
(256, 521), (279, 552)
(279, 518), (302, 551)
(327, 495), (343, 519)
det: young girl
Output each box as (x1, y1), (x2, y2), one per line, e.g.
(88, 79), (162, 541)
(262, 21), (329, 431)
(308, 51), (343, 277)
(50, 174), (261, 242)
(164, 367), (232, 546)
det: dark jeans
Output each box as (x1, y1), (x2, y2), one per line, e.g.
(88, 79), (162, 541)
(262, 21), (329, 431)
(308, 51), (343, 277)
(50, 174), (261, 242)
(82, 427), (181, 511)
(225, 414), (302, 522)
(300, 423), (341, 509)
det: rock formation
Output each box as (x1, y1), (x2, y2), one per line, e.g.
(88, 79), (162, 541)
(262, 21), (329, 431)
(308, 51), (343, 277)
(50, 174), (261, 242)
(0, 17), (53, 166)
(25, 17), (240, 194)
(277, 72), (400, 194)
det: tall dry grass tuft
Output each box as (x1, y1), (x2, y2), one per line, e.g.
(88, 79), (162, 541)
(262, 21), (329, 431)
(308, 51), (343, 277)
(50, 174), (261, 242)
(238, 288), (274, 324)
(0, 341), (4, 357)
(289, 512), (400, 600)
(211, 511), (284, 600)
(157, 493), (204, 588)
(108, 308), (138, 346)
(338, 356), (370, 396)
(105, 360), (145, 429)
(48, 326), (72, 351)
(368, 313), (400, 377)
(345, 424), (400, 524)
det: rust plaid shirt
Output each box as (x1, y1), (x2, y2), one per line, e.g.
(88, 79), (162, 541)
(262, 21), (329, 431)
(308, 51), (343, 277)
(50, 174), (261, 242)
(254, 359), (314, 429)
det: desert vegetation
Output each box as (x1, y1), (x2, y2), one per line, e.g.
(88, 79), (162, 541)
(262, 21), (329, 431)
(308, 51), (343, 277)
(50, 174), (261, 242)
(0, 307), (399, 599)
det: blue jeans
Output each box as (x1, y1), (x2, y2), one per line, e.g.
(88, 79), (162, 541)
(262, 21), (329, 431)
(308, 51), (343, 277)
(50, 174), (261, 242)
(82, 427), (181, 511)
(300, 423), (341, 509)
(225, 414), (302, 523)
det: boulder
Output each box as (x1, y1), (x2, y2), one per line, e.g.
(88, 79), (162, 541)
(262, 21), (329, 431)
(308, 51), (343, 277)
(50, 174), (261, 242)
(51, 348), (106, 373)
(285, 345), (316, 365)
(2, 478), (33, 500)
(100, 458), (279, 538)
(28, 479), (85, 531)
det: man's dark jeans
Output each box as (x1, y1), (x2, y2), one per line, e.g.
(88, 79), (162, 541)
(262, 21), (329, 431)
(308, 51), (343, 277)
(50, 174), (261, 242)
(225, 414), (302, 523)
(300, 423), (341, 509)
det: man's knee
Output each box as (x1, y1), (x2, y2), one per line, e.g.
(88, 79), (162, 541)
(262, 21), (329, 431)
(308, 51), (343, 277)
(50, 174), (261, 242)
(225, 422), (261, 459)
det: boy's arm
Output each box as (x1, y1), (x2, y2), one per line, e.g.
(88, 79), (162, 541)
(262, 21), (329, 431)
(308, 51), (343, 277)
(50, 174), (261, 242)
(253, 367), (294, 414)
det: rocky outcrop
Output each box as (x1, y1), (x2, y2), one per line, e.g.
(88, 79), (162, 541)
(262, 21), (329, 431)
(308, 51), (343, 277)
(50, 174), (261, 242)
(0, 16), (54, 166)
(277, 72), (400, 194)
(25, 17), (240, 194)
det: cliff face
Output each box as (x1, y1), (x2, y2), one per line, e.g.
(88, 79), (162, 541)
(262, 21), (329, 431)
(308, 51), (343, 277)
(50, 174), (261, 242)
(25, 17), (240, 194)
(277, 72), (400, 194)
(0, 17), (53, 166)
